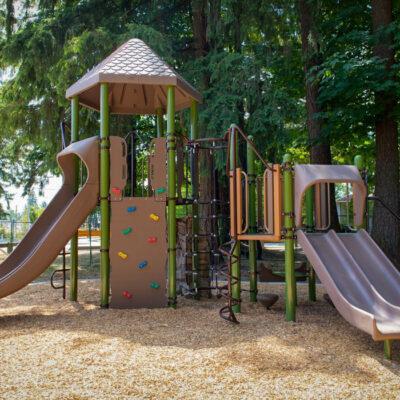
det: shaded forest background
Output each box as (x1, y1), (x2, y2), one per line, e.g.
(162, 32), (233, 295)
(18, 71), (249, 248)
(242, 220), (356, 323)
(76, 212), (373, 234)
(0, 0), (399, 263)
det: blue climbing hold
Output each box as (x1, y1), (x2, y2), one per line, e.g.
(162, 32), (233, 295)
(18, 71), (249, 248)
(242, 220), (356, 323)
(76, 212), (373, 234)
(127, 206), (137, 213)
(138, 260), (148, 269)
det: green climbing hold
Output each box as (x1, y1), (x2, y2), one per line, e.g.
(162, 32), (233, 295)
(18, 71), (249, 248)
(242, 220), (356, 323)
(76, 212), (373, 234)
(155, 187), (166, 195)
(150, 282), (160, 289)
(122, 227), (132, 235)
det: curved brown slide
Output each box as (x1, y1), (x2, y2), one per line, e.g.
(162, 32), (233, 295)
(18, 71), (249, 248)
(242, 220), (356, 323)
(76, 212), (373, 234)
(298, 229), (400, 341)
(0, 137), (99, 299)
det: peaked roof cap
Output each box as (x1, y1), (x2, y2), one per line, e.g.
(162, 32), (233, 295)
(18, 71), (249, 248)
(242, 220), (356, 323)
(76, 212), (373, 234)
(66, 39), (202, 114)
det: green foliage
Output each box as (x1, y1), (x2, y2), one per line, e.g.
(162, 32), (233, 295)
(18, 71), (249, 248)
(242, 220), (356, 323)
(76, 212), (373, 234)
(0, 0), (398, 201)
(20, 193), (44, 223)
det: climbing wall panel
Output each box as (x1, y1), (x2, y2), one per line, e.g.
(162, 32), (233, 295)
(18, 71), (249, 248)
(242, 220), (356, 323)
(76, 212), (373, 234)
(110, 197), (167, 308)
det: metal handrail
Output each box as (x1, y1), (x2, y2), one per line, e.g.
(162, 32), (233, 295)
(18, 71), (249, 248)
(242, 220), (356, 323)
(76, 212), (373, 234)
(225, 124), (275, 177)
(240, 170), (249, 233)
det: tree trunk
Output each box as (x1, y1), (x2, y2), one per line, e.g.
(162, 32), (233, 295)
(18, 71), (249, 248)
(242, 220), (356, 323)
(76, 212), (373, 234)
(191, 0), (220, 296)
(197, 149), (212, 296)
(371, 0), (400, 265)
(298, 0), (340, 231)
(5, 0), (15, 39)
(208, 0), (222, 51)
(192, 0), (209, 89)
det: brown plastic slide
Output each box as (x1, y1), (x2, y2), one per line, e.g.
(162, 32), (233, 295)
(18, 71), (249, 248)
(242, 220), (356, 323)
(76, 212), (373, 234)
(298, 229), (400, 340)
(0, 137), (99, 299)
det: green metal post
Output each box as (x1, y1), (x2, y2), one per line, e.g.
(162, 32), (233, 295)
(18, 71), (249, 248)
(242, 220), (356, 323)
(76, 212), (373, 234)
(8, 218), (14, 254)
(384, 339), (392, 360)
(70, 96), (79, 301)
(89, 218), (93, 267)
(190, 100), (199, 291)
(247, 136), (257, 302)
(354, 155), (364, 171)
(100, 83), (110, 308)
(283, 153), (296, 321)
(156, 107), (164, 138)
(306, 187), (316, 302)
(167, 86), (177, 308)
(230, 125), (241, 312)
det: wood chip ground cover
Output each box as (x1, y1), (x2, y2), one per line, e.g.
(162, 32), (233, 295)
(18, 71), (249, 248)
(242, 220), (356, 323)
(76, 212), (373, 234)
(0, 281), (399, 399)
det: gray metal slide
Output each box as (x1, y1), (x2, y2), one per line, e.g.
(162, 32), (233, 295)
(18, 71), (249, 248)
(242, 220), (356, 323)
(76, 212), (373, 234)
(0, 137), (99, 299)
(298, 229), (400, 340)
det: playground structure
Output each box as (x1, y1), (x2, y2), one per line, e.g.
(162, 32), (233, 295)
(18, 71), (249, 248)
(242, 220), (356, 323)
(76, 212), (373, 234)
(0, 39), (400, 359)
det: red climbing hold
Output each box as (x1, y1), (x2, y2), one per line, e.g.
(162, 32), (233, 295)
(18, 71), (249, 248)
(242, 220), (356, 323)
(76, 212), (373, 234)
(122, 290), (132, 299)
(112, 187), (122, 196)
(147, 236), (157, 244)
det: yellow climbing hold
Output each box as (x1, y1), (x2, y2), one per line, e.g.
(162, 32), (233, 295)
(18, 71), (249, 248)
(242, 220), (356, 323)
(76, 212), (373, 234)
(118, 251), (128, 259)
(149, 213), (160, 221)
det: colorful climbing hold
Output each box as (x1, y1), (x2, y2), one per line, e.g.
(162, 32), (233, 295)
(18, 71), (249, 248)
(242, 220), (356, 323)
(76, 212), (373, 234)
(122, 227), (132, 235)
(150, 282), (160, 289)
(112, 187), (122, 196)
(155, 187), (166, 195)
(138, 260), (148, 269)
(147, 236), (157, 244)
(127, 206), (137, 213)
(118, 251), (128, 260)
(122, 290), (132, 299)
(149, 213), (160, 221)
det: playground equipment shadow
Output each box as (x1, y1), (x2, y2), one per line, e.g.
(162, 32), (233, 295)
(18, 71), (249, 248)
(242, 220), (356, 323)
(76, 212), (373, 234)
(0, 282), (400, 399)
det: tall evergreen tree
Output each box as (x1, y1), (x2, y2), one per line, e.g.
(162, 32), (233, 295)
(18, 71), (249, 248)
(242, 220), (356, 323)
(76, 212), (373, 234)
(298, 0), (340, 230)
(370, 0), (400, 264)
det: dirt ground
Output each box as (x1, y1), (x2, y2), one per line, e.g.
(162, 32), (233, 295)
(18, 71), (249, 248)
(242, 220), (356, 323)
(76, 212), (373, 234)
(0, 281), (400, 400)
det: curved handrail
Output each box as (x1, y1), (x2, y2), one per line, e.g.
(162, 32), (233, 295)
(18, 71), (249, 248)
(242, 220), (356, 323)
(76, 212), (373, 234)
(225, 124), (275, 177)
(240, 170), (249, 233)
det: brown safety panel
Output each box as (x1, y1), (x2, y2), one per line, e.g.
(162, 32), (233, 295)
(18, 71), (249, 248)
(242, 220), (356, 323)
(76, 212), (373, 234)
(110, 197), (167, 308)
(263, 167), (274, 234)
(232, 165), (282, 242)
(148, 137), (167, 201)
(110, 136), (128, 201)
(0, 137), (99, 299)
(237, 233), (281, 242)
(229, 171), (236, 237)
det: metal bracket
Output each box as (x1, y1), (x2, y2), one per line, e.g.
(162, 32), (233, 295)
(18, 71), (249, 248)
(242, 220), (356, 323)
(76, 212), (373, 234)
(168, 297), (177, 307)
(281, 211), (295, 218)
(281, 227), (297, 240)
(100, 137), (110, 150)
(281, 162), (294, 172)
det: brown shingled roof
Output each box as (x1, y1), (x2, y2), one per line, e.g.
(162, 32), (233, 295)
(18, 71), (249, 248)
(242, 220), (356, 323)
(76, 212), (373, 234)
(66, 39), (202, 114)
